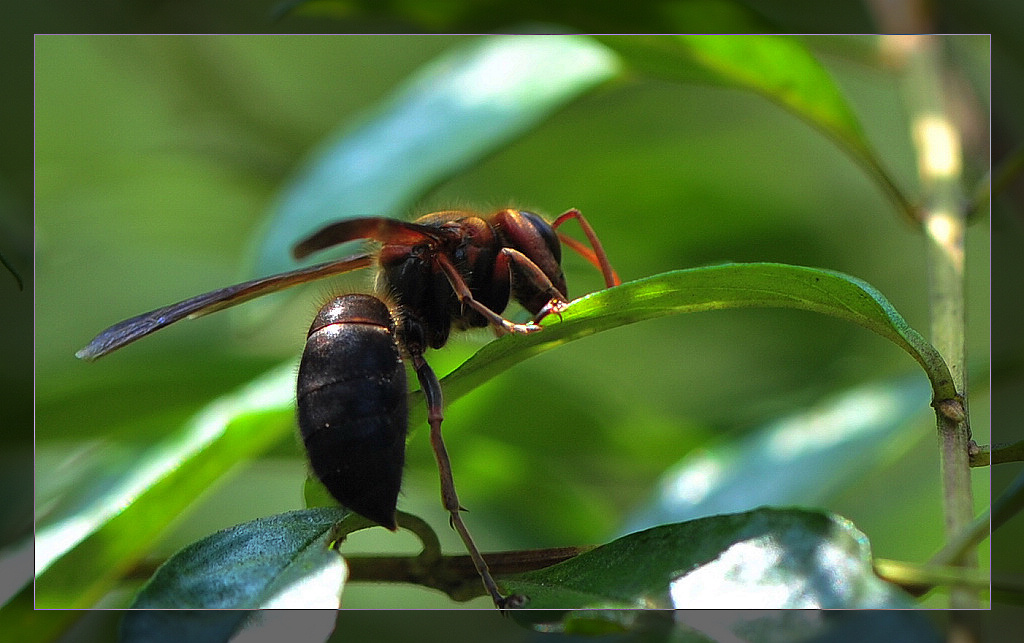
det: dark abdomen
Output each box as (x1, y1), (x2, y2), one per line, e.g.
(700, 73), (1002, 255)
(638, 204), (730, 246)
(296, 294), (407, 530)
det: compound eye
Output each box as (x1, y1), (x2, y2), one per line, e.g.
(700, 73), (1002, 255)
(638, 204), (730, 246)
(519, 211), (561, 265)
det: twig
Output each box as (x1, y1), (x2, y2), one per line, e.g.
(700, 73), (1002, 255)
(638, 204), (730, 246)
(882, 32), (979, 610)
(343, 546), (591, 602)
(969, 440), (1024, 467)
(874, 558), (990, 595)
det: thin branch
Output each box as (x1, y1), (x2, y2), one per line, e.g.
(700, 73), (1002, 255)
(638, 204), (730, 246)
(969, 440), (1024, 467)
(878, 558), (1024, 601)
(888, 33), (978, 610)
(344, 546), (592, 602)
(990, 468), (1024, 535)
(874, 558), (991, 595)
(930, 509), (990, 568)
(968, 144), (1024, 221)
(330, 511), (590, 601)
(121, 544), (592, 603)
(927, 470), (1024, 583)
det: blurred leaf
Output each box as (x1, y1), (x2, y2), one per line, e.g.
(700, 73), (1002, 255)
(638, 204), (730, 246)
(121, 507), (349, 641)
(992, 467), (1024, 534)
(0, 539), (30, 609)
(598, 35), (918, 222)
(274, 0), (777, 33)
(35, 363), (297, 608)
(256, 34), (620, 276)
(0, 585), (79, 643)
(0, 249), (22, 290)
(421, 263), (957, 431)
(624, 375), (932, 532)
(302, 474), (337, 509)
(504, 507), (916, 615)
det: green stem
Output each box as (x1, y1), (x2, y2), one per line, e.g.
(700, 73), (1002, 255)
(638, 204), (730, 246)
(343, 546), (591, 602)
(969, 144), (1024, 221)
(896, 34), (978, 608)
(874, 558), (991, 593)
(930, 469), (1024, 569)
(969, 440), (1024, 467)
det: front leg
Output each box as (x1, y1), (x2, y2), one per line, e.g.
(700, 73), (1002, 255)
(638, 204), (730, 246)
(496, 247), (570, 324)
(434, 253), (545, 335)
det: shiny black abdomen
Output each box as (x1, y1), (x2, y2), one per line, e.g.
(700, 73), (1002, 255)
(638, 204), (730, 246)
(296, 294), (407, 529)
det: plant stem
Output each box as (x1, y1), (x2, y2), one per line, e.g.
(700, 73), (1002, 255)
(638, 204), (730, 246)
(343, 546), (592, 602)
(893, 33), (979, 609)
(969, 440), (1024, 467)
(874, 558), (991, 594)
(930, 468), (1024, 570)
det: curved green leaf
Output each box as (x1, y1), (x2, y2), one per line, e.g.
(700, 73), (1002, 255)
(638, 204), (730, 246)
(121, 507), (349, 641)
(256, 35), (620, 276)
(504, 507), (915, 614)
(415, 263), (956, 429)
(34, 362), (298, 609)
(598, 35), (918, 222)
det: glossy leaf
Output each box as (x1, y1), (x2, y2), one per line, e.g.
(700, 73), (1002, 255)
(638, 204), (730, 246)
(120, 507), (349, 641)
(598, 35), (917, 221)
(255, 34), (620, 276)
(504, 507), (915, 615)
(416, 263), (956, 429)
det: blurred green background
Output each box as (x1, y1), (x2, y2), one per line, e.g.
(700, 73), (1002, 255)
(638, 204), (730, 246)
(33, 35), (991, 615)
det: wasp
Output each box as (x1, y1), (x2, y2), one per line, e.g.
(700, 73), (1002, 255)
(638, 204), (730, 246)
(77, 208), (619, 607)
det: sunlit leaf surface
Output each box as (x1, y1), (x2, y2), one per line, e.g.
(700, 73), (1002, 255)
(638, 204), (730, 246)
(504, 507), (915, 613)
(120, 507), (349, 641)
(421, 263), (955, 428)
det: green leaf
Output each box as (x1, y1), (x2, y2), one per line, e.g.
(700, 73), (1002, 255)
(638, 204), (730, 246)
(255, 34), (620, 276)
(417, 263), (956, 430)
(504, 507), (915, 616)
(120, 507), (349, 641)
(598, 35), (917, 222)
(34, 363), (298, 609)
(625, 375), (932, 531)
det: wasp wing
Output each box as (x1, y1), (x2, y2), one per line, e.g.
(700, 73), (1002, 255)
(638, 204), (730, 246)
(76, 253), (373, 361)
(292, 217), (443, 260)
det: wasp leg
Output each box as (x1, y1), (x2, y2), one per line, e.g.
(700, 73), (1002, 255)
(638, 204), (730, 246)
(434, 253), (547, 335)
(551, 208), (620, 288)
(496, 247), (570, 324)
(412, 353), (521, 609)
